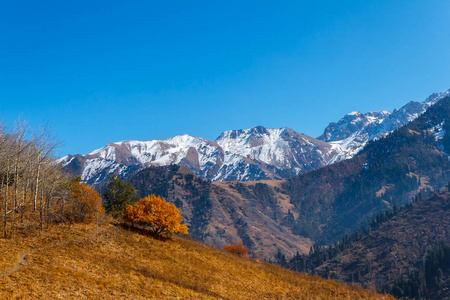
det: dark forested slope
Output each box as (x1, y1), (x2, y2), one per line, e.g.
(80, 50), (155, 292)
(283, 95), (450, 243)
(286, 188), (450, 299)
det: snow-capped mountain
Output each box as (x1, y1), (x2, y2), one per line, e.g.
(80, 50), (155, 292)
(318, 111), (391, 142)
(59, 89), (450, 185)
(321, 89), (450, 163)
(59, 135), (223, 185)
(59, 126), (335, 185)
(214, 126), (334, 181)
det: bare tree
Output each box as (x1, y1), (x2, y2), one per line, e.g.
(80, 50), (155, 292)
(0, 121), (66, 238)
(32, 125), (59, 213)
(10, 119), (30, 236)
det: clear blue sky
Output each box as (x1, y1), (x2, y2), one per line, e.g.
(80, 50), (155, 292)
(1, 1), (450, 157)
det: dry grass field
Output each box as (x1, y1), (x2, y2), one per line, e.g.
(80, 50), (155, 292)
(0, 221), (394, 299)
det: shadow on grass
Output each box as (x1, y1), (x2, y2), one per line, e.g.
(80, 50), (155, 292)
(115, 223), (173, 242)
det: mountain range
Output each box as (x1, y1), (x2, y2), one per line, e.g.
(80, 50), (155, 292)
(119, 94), (450, 259)
(58, 89), (450, 186)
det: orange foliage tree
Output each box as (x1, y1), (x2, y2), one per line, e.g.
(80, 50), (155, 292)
(224, 242), (250, 257)
(69, 181), (104, 222)
(123, 194), (188, 237)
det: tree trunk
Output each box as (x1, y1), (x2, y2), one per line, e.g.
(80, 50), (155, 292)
(34, 160), (41, 212)
(4, 159), (10, 238)
(39, 188), (43, 235)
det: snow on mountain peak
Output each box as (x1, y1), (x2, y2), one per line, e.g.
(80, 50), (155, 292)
(320, 89), (450, 163)
(216, 126), (293, 166)
(424, 89), (450, 105)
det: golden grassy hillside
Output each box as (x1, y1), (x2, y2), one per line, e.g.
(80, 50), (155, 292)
(0, 222), (393, 299)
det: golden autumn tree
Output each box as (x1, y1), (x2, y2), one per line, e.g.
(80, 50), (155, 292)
(123, 194), (188, 237)
(68, 180), (104, 222)
(224, 242), (250, 257)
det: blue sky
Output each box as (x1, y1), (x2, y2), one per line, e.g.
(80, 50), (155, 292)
(1, 1), (450, 157)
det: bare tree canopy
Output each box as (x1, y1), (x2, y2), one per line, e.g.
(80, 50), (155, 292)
(0, 120), (97, 238)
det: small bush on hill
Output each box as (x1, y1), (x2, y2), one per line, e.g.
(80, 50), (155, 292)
(68, 179), (104, 223)
(224, 242), (249, 257)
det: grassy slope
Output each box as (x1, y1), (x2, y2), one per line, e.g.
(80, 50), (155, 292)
(0, 222), (393, 299)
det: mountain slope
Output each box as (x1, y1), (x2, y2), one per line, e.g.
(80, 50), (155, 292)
(309, 189), (450, 299)
(0, 222), (393, 299)
(215, 126), (334, 180)
(128, 165), (313, 258)
(283, 94), (450, 244)
(59, 135), (224, 185)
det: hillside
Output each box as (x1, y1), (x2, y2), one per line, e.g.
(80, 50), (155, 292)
(301, 188), (450, 299)
(0, 222), (392, 299)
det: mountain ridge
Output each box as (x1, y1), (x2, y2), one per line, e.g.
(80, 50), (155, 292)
(59, 89), (450, 186)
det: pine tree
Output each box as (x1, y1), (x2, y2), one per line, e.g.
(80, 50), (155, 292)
(103, 176), (139, 218)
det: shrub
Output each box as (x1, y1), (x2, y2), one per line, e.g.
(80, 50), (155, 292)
(224, 242), (249, 257)
(123, 195), (188, 237)
(68, 181), (104, 222)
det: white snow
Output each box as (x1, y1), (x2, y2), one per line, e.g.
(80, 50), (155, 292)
(432, 121), (448, 156)
(56, 156), (74, 167)
(216, 127), (293, 167)
(82, 158), (118, 182)
(433, 122), (446, 141)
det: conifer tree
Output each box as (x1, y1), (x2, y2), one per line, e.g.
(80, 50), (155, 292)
(103, 176), (138, 218)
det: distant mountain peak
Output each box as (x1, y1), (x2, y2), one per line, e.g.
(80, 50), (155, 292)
(347, 111), (362, 116)
(318, 88), (450, 163)
(216, 126), (289, 140)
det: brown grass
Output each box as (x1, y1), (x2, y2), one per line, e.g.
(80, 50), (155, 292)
(0, 221), (394, 299)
